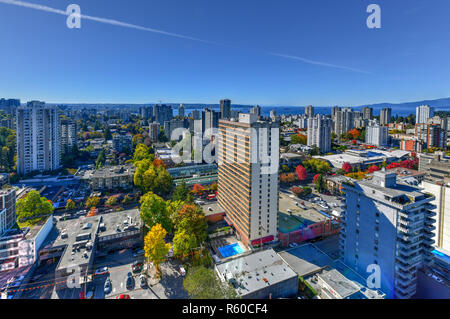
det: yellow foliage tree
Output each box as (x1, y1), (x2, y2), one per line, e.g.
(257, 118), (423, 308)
(144, 223), (172, 277)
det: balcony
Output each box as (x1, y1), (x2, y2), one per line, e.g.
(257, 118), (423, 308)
(397, 246), (422, 258)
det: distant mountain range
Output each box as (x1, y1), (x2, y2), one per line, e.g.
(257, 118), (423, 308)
(351, 97), (450, 110)
(50, 97), (450, 111)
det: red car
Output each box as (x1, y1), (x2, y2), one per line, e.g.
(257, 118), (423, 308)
(79, 292), (85, 299)
(116, 294), (130, 299)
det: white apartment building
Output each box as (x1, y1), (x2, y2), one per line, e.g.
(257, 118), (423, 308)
(416, 105), (433, 124)
(307, 114), (332, 153)
(366, 121), (389, 147)
(218, 113), (279, 247)
(60, 119), (78, 155)
(420, 179), (450, 251)
(341, 171), (436, 299)
(16, 101), (60, 175)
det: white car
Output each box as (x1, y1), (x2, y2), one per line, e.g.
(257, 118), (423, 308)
(94, 267), (109, 275)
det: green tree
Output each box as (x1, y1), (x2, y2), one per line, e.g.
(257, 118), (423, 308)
(85, 196), (101, 208)
(144, 223), (171, 276)
(104, 125), (112, 141)
(140, 192), (172, 232)
(95, 148), (106, 169)
(65, 199), (76, 211)
(106, 196), (118, 206)
(172, 180), (194, 203)
(133, 159), (173, 196)
(172, 204), (207, 245)
(122, 195), (132, 205)
(183, 266), (237, 299)
(173, 229), (198, 258)
(16, 190), (53, 222)
(133, 144), (153, 163)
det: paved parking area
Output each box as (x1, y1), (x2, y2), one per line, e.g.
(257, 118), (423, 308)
(93, 249), (188, 299)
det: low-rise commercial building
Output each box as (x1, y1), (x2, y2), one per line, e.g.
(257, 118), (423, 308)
(76, 165), (135, 191)
(215, 249), (298, 299)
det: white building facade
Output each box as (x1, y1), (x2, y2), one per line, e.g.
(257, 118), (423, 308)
(16, 101), (60, 175)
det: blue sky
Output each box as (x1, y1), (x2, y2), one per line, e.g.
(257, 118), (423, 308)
(0, 0), (449, 106)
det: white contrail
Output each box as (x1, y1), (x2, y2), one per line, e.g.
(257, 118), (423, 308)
(0, 0), (369, 74)
(0, 0), (220, 45)
(268, 52), (370, 74)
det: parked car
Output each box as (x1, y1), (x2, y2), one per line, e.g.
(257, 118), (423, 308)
(132, 260), (143, 273)
(126, 273), (134, 290)
(139, 275), (147, 288)
(132, 249), (144, 258)
(94, 267), (109, 276)
(104, 278), (112, 294)
(179, 266), (186, 276)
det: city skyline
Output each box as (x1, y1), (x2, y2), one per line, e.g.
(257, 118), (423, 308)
(1, 0), (450, 105)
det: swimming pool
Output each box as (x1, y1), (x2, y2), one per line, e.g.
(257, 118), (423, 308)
(218, 243), (245, 258)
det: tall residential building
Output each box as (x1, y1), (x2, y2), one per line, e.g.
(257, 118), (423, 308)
(415, 123), (447, 150)
(416, 105), (433, 124)
(60, 119), (78, 155)
(419, 177), (450, 251)
(341, 170), (436, 299)
(202, 108), (219, 135)
(305, 105), (314, 118)
(307, 114), (332, 153)
(218, 113), (279, 247)
(366, 121), (389, 147)
(333, 107), (354, 136)
(0, 188), (16, 236)
(418, 152), (450, 250)
(153, 104), (173, 124)
(220, 99), (231, 119)
(380, 108), (392, 126)
(192, 109), (201, 120)
(362, 107), (373, 120)
(140, 106), (152, 120)
(112, 133), (133, 153)
(163, 118), (187, 141)
(16, 101), (60, 175)
(178, 104), (185, 117)
(149, 122), (160, 142)
(0, 98), (20, 116)
(250, 105), (261, 118)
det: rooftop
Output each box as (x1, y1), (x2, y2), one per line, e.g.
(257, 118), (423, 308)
(277, 244), (333, 277)
(215, 249), (297, 297)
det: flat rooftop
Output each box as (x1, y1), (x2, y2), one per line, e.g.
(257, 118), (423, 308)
(278, 193), (329, 233)
(314, 149), (409, 168)
(201, 202), (224, 216)
(215, 249), (297, 297)
(76, 165), (135, 179)
(278, 244), (333, 277)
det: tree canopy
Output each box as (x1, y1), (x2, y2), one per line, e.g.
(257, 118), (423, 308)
(144, 223), (171, 275)
(139, 192), (173, 232)
(183, 266), (237, 299)
(16, 190), (53, 222)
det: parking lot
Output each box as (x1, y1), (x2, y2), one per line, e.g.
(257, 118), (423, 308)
(48, 248), (188, 299)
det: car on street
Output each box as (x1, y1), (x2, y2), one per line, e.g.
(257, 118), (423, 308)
(104, 278), (112, 294)
(132, 260), (143, 273)
(132, 249), (144, 258)
(289, 243), (298, 248)
(179, 266), (186, 276)
(116, 294), (130, 299)
(139, 275), (147, 288)
(94, 267), (109, 276)
(126, 272), (134, 290)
